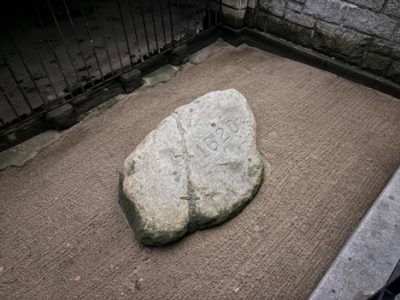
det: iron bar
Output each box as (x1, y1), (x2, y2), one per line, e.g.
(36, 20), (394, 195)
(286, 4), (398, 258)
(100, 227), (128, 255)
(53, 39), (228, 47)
(84, 23), (104, 80)
(31, 0), (73, 100)
(158, 0), (167, 47)
(219, 0), (224, 22)
(185, 0), (190, 36)
(139, 4), (151, 54)
(106, 7), (124, 69)
(1, 20), (46, 107)
(207, 0), (212, 30)
(0, 86), (19, 118)
(116, 0), (133, 65)
(149, 0), (160, 52)
(168, 0), (175, 45)
(214, 0), (218, 25)
(62, 0), (94, 88)
(14, 0), (60, 104)
(92, 0), (115, 75)
(53, 51), (72, 101)
(6, 34), (46, 107)
(35, 47), (60, 104)
(193, 0), (199, 33)
(45, 0), (84, 92)
(1, 55), (33, 111)
(127, 0), (143, 61)
(79, 3), (106, 83)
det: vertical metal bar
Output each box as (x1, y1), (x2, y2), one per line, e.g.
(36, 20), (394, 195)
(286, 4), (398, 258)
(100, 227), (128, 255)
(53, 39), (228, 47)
(185, 0), (190, 35)
(45, 0), (84, 92)
(62, 0), (94, 87)
(149, 0), (160, 52)
(167, 0), (175, 45)
(79, 3), (107, 83)
(193, 0), (198, 30)
(35, 47), (60, 103)
(53, 51), (72, 101)
(31, 0), (73, 100)
(116, 0), (133, 65)
(207, 0), (212, 30)
(106, 7), (124, 69)
(219, 0), (224, 23)
(84, 23), (104, 80)
(1, 19), (46, 107)
(1, 55), (33, 111)
(127, 0), (143, 61)
(158, 0), (167, 47)
(14, 0), (60, 104)
(8, 35), (46, 106)
(139, 3), (151, 54)
(214, 0), (218, 26)
(0, 86), (19, 118)
(92, 0), (114, 75)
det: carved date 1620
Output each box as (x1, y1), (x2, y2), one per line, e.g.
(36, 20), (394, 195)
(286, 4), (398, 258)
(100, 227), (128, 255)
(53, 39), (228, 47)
(196, 118), (239, 159)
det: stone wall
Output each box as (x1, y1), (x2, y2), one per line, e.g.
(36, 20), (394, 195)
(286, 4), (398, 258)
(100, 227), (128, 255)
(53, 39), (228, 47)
(222, 0), (400, 84)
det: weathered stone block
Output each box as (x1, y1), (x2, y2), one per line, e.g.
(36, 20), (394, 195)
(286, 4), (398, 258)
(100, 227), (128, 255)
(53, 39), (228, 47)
(370, 39), (400, 60)
(361, 52), (392, 75)
(46, 103), (77, 130)
(119, 69), (143, 93)
(257, 12), (313, 47)
(247, 0), (257, 9)
(168, 44), (189, 66)
(222, 5), (246, 28)
(344, 7), (397, 40)
(394, 28), (400, 44)
(120, 89), (263, 246)
(388, 61), (400, 83)
(259, 0), (285, 17)
(304, 0), (348, 24)
(245, 8), (258, 28)
(345, 0), (385, 12)
(252, 0), (400, 82)
(222, 0), (248, 9)
(312, 21), (371, 62)
(286, 0), (304, 13)
(285, 9), (315, 28)
(383, 0), (400, 19)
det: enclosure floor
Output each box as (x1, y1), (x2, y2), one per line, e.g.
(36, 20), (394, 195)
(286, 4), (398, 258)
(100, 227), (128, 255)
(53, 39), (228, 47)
(1, 44), (400, 299)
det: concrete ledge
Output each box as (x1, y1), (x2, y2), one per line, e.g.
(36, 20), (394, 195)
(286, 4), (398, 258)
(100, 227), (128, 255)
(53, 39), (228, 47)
(310, 166), (400, 299)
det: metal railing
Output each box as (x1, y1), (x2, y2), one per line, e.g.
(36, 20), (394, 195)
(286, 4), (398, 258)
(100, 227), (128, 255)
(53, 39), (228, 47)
(0, 0), (222, 131)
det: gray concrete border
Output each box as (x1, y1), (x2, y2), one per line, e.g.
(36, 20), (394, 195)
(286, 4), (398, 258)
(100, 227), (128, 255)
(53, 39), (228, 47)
(310, 166), (400, 299)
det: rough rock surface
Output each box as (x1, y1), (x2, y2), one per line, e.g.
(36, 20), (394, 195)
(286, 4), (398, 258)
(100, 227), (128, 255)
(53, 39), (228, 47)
(120, 89), (264, 246)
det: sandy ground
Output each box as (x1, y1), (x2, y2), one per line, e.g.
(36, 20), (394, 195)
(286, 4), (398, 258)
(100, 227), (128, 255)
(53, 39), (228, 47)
(1, 43), (400, 299)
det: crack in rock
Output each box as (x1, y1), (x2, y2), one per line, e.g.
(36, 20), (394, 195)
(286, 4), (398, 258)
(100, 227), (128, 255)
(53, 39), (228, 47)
(173, 112), (200, 232)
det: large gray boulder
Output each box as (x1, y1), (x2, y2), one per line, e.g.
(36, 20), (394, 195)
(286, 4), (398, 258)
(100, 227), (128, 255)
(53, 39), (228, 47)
(119, 89), (264, 246)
